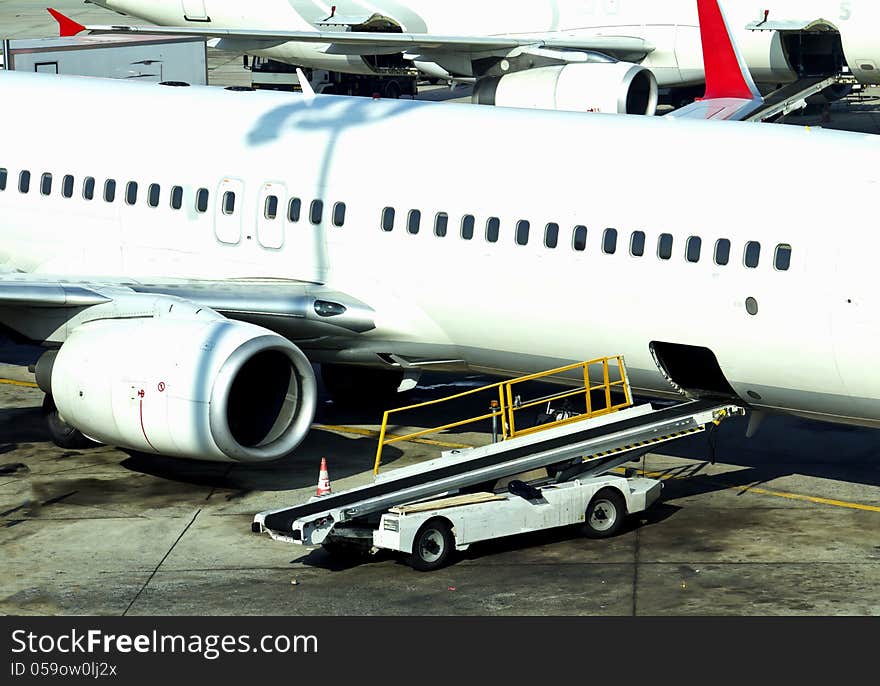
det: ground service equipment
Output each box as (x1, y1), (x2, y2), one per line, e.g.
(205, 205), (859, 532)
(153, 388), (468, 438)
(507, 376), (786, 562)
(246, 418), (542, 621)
(253, 357), (745, 571)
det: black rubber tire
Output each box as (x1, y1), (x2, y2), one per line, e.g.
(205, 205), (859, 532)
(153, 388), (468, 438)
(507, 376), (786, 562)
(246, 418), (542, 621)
(320, 364), (404, 406)
(42, 394), (98, 450)
(407, 519), (454, 572)
(583, 488), (627, 539)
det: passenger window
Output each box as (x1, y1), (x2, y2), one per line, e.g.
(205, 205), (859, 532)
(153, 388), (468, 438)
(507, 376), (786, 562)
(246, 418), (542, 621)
(602, 228), (618, 254)
(287, 197), (301, 222)
(744, 241), (761, 268)
(222, 190), (235, 215)
(148, 183), (160, 208)
(125, 181), (138, 206)
(657, 233), (673, 260)
(434, 212), (448, 237)
(544, 223), (559, 249)
(0, 167), (6, 191)
(104, 179), (116, 203)
(170, 185), (183, 210)
(41, 173), (52, 196)
(516, 220), (530, 246)
(83, 177), (95, 201)
(310, 199), (323, 224)
(264, 195), (278, 220)
(572, 225), (587, 251)
(61, 175), (74, 198)
(485, 217), (500, 243)
(630, 231), (645, 257)
(408, 209), (421, 234)
(19, 170), (30, 193)
(381, 206), (395, 231)
(714, 238), (730, 265)
(195, 188), (209, 213)
(686, 236), (702, 263)
(333, 202), (346, 227)
(774, 243), (792, 271)
(461, 214), (475, 240)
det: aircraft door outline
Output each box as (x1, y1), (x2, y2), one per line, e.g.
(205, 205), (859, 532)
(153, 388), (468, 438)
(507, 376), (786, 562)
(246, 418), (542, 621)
(257, 181), (286, 250)
(214, 177), (244, 246)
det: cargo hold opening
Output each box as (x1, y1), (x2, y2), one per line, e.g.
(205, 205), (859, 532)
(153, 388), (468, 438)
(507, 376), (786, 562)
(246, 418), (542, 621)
(781, 30), (845, 77)
(650, 342), (740, 401)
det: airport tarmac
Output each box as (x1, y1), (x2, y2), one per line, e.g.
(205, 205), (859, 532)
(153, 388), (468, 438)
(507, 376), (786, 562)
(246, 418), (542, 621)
(1, 1), (879, 617)
(1, 361), (879, 616)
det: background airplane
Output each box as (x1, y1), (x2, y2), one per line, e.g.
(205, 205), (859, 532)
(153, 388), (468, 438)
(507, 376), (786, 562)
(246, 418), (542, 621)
(1, 0), (877, 466)
(71, 0), (878, 114)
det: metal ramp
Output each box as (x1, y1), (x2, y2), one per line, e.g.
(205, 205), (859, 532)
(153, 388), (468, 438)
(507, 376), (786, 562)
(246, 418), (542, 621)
(253, 357), (745, 541)
(745, 75), (840, 122)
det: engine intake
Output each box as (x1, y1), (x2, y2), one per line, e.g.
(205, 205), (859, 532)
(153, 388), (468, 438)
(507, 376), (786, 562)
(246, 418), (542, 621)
(473, 62), (658, 115)
(48, 315), (316, 462)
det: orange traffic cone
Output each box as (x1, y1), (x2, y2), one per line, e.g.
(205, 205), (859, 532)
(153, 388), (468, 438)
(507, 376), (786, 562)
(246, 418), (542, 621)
(316, 457), (331, 496)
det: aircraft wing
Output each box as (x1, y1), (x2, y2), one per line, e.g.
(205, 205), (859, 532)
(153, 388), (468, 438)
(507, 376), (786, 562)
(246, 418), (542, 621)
(0, 276), (377, 344)
(47, 10), (654, 61)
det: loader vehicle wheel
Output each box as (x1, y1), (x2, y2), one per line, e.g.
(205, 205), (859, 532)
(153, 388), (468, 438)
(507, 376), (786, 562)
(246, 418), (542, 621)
(407, 519), (454, 571)
(584, 488), (626, 538)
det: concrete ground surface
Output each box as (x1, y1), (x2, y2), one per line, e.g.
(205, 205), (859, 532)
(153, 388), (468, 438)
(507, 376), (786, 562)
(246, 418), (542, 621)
(1, 365), (879, 616)
(1, 1), (879, 616)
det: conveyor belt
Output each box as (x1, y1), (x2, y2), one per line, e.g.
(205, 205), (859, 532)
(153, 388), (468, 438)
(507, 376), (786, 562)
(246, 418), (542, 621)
(745, 75), (839, 122)
(260, 399), (725, 533)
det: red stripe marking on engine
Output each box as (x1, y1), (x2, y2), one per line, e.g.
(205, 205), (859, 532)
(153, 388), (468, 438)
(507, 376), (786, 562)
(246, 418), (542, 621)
(139, 395), (158, 453)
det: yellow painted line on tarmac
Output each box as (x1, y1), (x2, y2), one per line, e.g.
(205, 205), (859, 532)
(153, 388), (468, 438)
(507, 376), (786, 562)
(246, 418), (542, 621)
(614, 466), (880, 513)
(738, 485), (880, 513)
(0, 378), (38, 388)
(314, 423), (474, 450)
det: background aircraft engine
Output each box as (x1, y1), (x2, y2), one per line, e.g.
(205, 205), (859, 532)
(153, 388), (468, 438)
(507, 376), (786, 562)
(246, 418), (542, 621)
(46, 317), (317, 462)
(472, 62), (658, 115)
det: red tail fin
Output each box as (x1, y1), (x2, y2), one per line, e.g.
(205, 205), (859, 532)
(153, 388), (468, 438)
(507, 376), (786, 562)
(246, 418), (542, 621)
(48, 8), (86, 37)
(697, 0), (759, 101)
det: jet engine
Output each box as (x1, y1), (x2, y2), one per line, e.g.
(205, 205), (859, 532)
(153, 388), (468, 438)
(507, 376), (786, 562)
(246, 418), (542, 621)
(472, 62), (658, 115)
(40, 315), (316, 462)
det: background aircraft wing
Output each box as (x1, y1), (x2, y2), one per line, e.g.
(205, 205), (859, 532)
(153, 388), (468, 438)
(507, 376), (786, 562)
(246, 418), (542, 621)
(48, 9), (654, 61)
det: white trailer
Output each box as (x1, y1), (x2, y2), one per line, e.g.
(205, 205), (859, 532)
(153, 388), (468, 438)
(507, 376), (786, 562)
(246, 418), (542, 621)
(1, 35), (207, 84)
(342, 474), (661, 571)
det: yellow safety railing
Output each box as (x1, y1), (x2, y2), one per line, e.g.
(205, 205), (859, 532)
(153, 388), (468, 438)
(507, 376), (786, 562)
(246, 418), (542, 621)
(373, 356), (632, 474)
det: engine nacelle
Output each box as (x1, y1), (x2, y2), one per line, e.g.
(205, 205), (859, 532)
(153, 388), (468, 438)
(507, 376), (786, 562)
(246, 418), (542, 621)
(472, 62), (658, 115)
(49, 315), (316, 462)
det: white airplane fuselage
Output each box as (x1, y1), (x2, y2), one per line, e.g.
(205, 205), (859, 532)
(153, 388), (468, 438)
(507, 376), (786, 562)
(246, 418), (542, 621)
(88, 0), (880, 86)
(2, 71), (880, 431)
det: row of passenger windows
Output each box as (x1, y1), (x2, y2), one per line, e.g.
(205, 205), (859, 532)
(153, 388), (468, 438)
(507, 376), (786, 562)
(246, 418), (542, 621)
(379, 208), (792, 271)
(0, 168), (346, 227)
(0, 166), (792, 271)
(259, 194), (346, 227)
